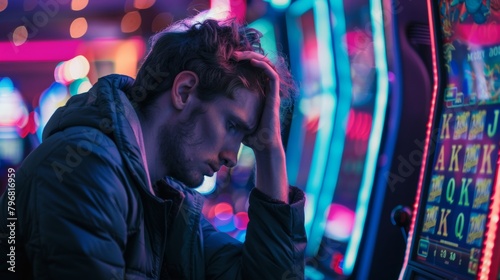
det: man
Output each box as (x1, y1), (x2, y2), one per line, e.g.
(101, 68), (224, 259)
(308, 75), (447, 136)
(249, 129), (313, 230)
(0, 17), (306, 279)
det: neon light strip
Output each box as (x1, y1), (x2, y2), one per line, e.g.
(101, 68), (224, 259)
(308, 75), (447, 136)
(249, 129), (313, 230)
(481, 159), (500, 279)
(0, 40), (83, 62)
(303, 0), (337, 254)
(306, 0), (351, 257)
(342, 0), (390, 274)
(248, 19), (278, 63)
(268, 0), (291, 10)
(286, 0), (337, 246)
(285, 1), (308, 187)
(356, 0), (402, 277)
(399, 0), (439, 278)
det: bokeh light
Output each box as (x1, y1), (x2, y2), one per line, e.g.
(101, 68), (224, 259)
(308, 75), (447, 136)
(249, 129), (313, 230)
(12, 26), (28, 46)
(324, 203), (355, 242)
(121, 11), (142, 33)
(54, 55), (90, 85)
(0, 78), (28, 128)
(234, 212), (249, 230)
(71, 0), (88, 11)
(151, 12), (174, 32)
(70, 77), (92, 95)
(70, 17), (88, 38)
(115, 41), (139, 78)
(268, 0), (291, 10)
(195, 173), (217, 195)
(37, 83), (70, 141)
(0, 0), (8, 12)
(68, 55), (90, 81)
(214, 202), (233, 221)
(134, 0), (155, 9)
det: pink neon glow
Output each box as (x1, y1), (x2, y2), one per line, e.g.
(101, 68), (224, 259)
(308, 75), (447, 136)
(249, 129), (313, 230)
(330, 252), (344, 275)
(452, 13), (500, 46)
(210, 0), (246, 23)
(18, 111), (39, 138)
(399, 1), (440, 279)
(0, 40), (84, 62)
(305, 115), (320, 133)
(480, 157), (500, 279)
(324, 203), (355, 241)
(206, 204), (216, 220)
(233, 212), (249, 230)
(346, 110), (372, 141)
(229, 0), (246, 23)
(214, 202), (233, 221)
(345, 30), (371, 56)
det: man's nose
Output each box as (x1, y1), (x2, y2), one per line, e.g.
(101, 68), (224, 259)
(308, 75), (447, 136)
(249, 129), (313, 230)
(219, 142), (239, 168)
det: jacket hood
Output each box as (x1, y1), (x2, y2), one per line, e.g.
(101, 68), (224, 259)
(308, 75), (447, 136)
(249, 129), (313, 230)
(43, 74), (154, 194)
(43, 74), (134, 140)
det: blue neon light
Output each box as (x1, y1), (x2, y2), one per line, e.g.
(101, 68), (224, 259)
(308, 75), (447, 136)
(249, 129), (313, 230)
(342, 0), (390, 275)
(248, 19), (278, 63)
(306, 0), (352, 257)
(265, 0), (291, 10)
(285, 2), (307, 188)
(285, 0), (337, 246)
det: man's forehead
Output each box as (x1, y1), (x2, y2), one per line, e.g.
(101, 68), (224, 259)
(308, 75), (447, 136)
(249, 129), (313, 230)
(230, 87), (263, 105)
(223, 89), (262, 127)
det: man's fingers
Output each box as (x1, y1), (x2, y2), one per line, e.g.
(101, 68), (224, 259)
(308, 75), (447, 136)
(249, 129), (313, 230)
(249, 59), (279, 80)
(233, 51), (269, 61)
(232, 51), (278, 79)
(233, 52), (274, 68)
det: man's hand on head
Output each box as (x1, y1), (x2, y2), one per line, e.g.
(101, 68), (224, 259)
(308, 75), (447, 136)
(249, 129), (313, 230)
(232, 51), (289, 203)
(233, 51), (283, 155)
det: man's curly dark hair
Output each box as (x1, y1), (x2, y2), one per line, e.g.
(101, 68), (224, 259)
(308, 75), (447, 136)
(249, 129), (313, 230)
(131, 16), (297, 121)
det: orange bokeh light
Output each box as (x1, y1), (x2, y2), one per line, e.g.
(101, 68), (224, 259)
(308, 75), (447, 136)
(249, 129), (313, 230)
(12, 26), (28, 46)
(71, 0), (88, 11)
(133, 0), (155, 9)
(0, 0), (8, 12)
(70, 17), (88, 38)
(121, 11), (142, 33)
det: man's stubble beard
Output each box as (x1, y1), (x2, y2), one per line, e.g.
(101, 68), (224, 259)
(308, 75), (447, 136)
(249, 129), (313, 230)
(158, 109), (206, 188)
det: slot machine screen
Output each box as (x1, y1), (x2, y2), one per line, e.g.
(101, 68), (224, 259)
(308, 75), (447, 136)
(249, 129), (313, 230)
(410, 0), (500, 278)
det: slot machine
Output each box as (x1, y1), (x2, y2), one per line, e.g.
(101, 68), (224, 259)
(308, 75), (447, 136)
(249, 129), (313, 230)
(297, 0), (434, 278)
(400, 0), (500, 279)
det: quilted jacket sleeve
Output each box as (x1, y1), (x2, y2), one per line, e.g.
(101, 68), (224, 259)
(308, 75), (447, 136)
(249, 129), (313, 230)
(203, 186), (307, 280)
(4, 130), (132, 279)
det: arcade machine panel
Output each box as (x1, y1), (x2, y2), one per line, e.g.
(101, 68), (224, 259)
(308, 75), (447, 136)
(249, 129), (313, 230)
(400, 0), (500, 279)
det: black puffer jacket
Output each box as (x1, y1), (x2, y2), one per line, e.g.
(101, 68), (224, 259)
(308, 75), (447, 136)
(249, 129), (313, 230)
(0, 74), (307, 279)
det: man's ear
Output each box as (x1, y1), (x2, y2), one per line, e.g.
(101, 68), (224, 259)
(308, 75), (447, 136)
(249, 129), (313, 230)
(171, 71), (199, 110)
